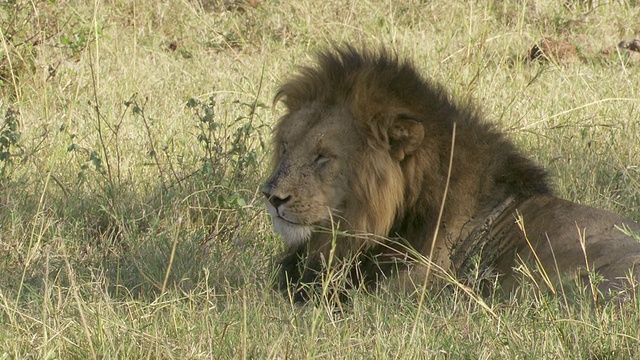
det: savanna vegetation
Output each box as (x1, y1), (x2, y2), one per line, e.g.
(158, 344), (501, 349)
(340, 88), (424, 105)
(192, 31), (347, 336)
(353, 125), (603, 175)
(1, 0), (639, 358)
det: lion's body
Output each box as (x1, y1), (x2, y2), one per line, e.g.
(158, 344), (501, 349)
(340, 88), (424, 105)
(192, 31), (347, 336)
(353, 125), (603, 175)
(490, 196), (640, 294)
(263, 46), (640, 301)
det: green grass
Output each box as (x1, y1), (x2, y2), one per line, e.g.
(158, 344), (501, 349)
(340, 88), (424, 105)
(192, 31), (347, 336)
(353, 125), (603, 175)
(1, 0), (640, 358)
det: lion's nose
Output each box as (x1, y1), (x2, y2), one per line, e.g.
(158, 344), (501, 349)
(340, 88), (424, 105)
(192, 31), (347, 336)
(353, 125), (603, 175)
(262, 189), (292, 208)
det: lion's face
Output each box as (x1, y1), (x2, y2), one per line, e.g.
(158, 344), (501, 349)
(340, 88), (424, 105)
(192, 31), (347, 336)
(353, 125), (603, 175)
(262, 103), (366, 247)
(263, 94), (427, 249)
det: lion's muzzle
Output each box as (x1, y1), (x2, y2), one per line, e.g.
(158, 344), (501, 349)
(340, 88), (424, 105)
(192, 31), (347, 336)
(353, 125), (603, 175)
(262, 181), (313, 246)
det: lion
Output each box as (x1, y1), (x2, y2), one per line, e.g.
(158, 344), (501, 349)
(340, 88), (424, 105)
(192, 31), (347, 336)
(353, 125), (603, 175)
(262, 46), (640, 302)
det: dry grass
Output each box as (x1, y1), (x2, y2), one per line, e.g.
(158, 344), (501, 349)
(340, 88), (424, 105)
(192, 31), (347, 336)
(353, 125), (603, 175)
(1, 0), (639, 358)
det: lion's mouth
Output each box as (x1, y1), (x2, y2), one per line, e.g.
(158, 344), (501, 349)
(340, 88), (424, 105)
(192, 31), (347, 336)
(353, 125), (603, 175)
(265, 202), (313, 245)
(265, 202), (308, 226)
(271, 216), (313, 246)
(275, 215), (303, 226)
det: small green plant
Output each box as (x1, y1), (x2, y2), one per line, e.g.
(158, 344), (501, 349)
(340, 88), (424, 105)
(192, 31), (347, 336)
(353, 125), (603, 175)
(59, 24), (94, 57)
(186, 92), (267, 188)
(187, 94), (221, 179)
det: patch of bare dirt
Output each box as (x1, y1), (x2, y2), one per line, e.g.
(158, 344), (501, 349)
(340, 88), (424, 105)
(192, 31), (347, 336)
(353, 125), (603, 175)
(528, 36), (640, 65)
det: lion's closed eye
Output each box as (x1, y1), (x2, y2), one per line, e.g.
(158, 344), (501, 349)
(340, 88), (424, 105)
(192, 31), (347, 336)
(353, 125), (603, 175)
(313, 154), (331, 166)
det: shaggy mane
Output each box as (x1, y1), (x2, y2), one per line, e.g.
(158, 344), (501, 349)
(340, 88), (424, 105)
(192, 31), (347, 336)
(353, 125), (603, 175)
(275, 46), (452, 116)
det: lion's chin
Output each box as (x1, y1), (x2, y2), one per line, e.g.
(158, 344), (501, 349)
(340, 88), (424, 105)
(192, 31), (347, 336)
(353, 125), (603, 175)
(272, 217), (312, 247)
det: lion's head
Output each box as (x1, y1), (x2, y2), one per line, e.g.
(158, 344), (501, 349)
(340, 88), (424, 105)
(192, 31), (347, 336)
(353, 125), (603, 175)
(264, 50), (426, 250)
(262, 57), (426, 250)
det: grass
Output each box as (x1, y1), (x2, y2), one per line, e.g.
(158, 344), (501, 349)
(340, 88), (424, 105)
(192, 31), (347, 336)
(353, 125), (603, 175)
(1, 0), (640, 358)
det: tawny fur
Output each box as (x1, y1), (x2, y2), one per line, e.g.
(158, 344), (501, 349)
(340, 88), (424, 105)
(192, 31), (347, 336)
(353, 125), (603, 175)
(263, 46), (640, 302)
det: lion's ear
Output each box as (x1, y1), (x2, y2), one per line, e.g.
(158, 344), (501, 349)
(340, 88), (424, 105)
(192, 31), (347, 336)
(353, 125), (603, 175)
(388, 117), (424, 161)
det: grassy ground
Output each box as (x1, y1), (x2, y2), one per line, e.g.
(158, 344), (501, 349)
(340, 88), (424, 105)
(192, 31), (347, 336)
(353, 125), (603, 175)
(1, 0), (640, 358)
